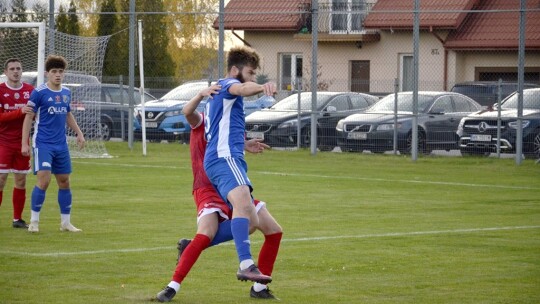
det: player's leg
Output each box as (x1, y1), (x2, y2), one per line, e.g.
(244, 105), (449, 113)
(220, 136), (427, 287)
(251, 205), (283, 299)
(12, 148), (31, 228)
(0, 145), (11, 208)
(28, 147), (53, 232)
(11, 173), (28, 228)
(0, 172), (7, 208)
(53, 150), (80, 232)
(205, 157), (270, 283)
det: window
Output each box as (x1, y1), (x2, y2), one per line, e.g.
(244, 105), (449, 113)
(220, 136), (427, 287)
(327, 95), (350, 111)
(430, 96), (453, 113)
(400, 54), (413, 91)
(350, 94), (371, 109)
(330, 0), (365, 33)
(280, 53), (303, 91)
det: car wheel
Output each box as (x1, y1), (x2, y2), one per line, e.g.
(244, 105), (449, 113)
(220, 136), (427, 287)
(526, 129), (540, 159)
(301, 127), (311, 147)
(401, 131), (430, 155)
(100, 121), (112, 141)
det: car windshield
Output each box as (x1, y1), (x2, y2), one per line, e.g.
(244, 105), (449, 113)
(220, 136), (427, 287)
(368, 94), (434, 113)
(161, 82), (209, 101)
(501, 90), (540, 110)
(270, 93), (333, 111)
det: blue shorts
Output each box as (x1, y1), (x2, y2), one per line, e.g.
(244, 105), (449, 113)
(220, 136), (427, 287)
(204, 156), (252, 206)
(32, 147), (72, 175)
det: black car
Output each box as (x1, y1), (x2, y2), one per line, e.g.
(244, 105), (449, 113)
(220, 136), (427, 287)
(245, 92), (379, 151)
(68, 83), (155, 141)
(336, 91), (483, 154)
(457, 88), (540, 158)
(451, 81), (540, 107)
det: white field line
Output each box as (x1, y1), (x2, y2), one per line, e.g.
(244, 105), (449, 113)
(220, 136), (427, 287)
(72, 161), (539, 191)
(2, 225), (539, 257)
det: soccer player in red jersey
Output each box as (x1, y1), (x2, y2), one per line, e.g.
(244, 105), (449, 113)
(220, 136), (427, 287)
(156, 85), (282, 302)
(0, 58), (34, 228)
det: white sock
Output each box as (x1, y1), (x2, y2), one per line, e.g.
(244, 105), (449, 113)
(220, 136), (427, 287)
(30, 211), (40, 222)
(167, 281), (180, 292)
(60, 214), (70, 227)
(239, 259), (255, 271)
(253, 282), (267, 292)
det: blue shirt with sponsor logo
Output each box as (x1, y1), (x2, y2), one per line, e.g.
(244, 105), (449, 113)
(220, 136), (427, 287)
(27, 83), (71, 149)
(203, 78), (246, 162)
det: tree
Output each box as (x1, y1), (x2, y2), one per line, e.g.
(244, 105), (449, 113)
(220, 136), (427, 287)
(163, 0), (219, 81)
(11, 0), (29, 23)
(137, 0), (176, 79)
(97, 0), (122, 77)
(66, 0), (81, 36)
(56, 5), (69, 33)
(31, 1), (49, 23)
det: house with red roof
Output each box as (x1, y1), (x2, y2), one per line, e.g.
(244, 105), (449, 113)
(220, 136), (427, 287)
(217, 0), (540, 95)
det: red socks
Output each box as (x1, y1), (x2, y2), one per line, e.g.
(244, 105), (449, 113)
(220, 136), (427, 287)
(12, 188), (26, 220)
(257, 232), (283, 276)
(172, 234), (211, 283)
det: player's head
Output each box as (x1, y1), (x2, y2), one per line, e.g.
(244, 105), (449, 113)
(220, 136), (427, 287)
(227, 46), (260, 83)
(45, 55), (67, 72)
(3, 58), (23, 84)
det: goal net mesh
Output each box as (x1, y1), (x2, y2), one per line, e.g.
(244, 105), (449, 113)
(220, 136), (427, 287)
(0, 24), (112, 158)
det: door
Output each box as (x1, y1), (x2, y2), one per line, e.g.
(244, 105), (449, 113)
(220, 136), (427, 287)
(351, 60), (370, 92)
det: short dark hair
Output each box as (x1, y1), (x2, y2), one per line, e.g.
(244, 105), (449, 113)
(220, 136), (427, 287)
(4, 58), (21, 70)
(45, 55), (67, 72)
(227, 46), (261, 71)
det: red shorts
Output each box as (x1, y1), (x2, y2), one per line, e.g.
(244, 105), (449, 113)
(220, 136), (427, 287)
(193, 186), (265, 223)
(0, 145), (31, 174)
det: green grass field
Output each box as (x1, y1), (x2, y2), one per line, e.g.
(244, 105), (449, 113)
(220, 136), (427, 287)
(1, 142), (539, 304)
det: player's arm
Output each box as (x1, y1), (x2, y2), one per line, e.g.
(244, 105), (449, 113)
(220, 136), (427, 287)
(0, 105), (33, 122)
(66, 112), (85, 150)
(182, 84), (221, 127)
(229, 81), (276, 97)
(245, 138), (270, 154)
(21, 110), (35, 157)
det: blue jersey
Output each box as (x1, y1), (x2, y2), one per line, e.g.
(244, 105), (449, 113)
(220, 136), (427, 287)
(27, 84), (72, 149)
(204, 78), (246, 162)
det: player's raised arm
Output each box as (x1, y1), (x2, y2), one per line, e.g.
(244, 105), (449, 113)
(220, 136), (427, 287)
(182, 84), (221, 127)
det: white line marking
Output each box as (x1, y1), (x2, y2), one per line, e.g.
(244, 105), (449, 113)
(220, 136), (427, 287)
(72, 161), (540, 190)
(2, 225), (539, 257)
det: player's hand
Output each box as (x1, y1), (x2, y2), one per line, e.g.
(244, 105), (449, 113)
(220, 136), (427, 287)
(76, 133), (85, 150)
(245, 138), (270, 154)
(21, 143), (30, 157)
(20, 105), (34, 114)
(262, 82), (277, 96)
(201, 84), (221, 99)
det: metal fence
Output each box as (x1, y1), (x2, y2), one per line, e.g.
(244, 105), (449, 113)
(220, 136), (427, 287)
(1, 0), (539, 163)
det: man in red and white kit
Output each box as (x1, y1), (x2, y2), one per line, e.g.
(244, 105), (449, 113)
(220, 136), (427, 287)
(0, 58), (34, 228)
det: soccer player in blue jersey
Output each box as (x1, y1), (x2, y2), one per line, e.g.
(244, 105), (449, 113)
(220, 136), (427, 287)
(204, 46), (277, 283)
(20, 55), (85, 233)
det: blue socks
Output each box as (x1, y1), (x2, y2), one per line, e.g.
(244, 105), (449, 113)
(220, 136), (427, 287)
(58, 189), (72, 214)
(210, 220), (233, 246)
(31, 186), (46, 212)
(231, 217), (252, 262)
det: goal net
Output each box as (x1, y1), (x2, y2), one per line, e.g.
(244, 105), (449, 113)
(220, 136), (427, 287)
(0, 22), (112, 158)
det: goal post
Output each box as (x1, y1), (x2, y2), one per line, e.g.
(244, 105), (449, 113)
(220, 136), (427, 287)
(0, 22), (112, 158)
(0, 22), (45, 86)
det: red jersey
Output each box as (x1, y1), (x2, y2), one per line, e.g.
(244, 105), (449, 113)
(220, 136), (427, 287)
(0, 82), (34, 149)
(190, 113), (214, 191)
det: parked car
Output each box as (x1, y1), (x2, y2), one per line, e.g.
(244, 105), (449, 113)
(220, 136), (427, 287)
(134, 80), (275, 142)
(336, 91), (483, 154)
(66, 83), (155, 141)
(245, 92), (379, 151)
(457, 88), (540, 158)
(450, 81), (540, 107)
